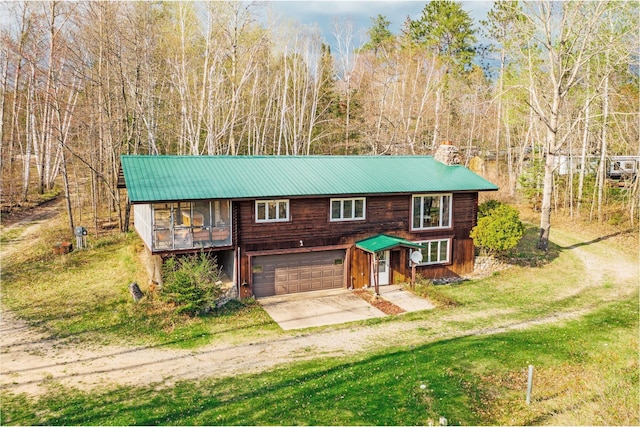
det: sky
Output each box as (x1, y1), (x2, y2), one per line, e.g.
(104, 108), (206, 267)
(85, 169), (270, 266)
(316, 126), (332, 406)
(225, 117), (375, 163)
(264, 0), (494, 47)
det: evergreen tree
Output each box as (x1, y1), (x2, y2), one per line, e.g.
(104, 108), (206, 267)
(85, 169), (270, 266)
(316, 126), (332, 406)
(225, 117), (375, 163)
(408, 0), (477, 73)
(362, 14), (394, 54)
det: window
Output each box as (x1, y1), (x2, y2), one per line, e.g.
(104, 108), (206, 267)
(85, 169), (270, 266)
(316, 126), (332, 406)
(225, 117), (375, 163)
(256, 199), (289, 222)
(330, 197), (365, 221)
(412, 194), (452, 230)
(415, 239), (451, 265)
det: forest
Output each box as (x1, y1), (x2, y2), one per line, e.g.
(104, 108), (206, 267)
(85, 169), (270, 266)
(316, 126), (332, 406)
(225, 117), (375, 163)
(1, 1), (638, 242)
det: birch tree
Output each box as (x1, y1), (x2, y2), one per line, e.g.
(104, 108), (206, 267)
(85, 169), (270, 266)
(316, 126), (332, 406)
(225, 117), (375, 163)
(514, 1), (621, 249)
(332, 17), (358, 153)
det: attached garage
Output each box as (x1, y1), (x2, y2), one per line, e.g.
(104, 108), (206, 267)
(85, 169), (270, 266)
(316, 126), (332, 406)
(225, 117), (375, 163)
(252, 250), (346, 297)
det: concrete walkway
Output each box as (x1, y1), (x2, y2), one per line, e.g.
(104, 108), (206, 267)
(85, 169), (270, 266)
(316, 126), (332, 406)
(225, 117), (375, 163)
(259, 285), (434, 330)
(259, 288), (386, 330)
(378, 284), (436, 312)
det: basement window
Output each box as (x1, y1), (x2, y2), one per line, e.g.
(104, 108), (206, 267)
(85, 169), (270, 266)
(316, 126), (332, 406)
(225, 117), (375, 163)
(414, 238), (451, 265)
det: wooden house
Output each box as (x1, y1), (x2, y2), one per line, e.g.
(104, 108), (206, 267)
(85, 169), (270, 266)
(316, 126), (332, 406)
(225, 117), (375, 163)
(119, 148), (498, 298)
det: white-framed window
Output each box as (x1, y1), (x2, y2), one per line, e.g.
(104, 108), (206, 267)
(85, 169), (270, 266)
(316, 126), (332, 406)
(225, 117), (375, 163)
(415, 238), (451, 265)
(256, 199), (289, 222)
(330, 197), (366, 221)
(411, 193), (452, 230)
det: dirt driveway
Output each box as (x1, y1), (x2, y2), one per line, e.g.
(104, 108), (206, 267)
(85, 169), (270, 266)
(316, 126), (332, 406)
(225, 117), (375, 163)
(1, 204), (637, 396)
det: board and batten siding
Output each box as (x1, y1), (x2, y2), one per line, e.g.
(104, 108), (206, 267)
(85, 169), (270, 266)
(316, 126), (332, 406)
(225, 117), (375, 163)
(134, 204), (153, 250)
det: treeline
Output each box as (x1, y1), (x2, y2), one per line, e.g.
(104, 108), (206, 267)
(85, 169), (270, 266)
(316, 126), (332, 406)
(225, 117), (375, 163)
(1, 1), (638, 235)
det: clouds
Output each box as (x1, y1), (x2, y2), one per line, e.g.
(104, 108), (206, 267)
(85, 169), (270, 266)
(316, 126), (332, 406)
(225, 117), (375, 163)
(264, 1), (492, 46)
(266, 1), (425, 44)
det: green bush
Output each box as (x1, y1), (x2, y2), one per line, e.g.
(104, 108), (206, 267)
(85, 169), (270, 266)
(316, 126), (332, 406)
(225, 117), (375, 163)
(471, 204), (525, 255)
(162, 253), (223, 316)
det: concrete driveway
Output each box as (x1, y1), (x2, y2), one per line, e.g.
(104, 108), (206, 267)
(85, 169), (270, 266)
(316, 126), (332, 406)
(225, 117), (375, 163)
(258, 285), (434, 330)
(258, 288), (386, 330)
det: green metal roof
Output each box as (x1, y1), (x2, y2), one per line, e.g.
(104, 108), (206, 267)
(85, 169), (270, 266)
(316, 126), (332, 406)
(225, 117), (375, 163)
(120, 155), (498, 203)
(356, 234), (424, 253)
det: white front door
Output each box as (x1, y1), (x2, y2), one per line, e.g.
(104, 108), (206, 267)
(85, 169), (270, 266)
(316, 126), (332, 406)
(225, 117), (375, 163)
(378, 250), (390, 286)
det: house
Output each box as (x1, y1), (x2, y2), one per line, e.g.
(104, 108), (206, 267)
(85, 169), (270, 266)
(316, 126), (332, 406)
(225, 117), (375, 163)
(118, 146), (498, 298)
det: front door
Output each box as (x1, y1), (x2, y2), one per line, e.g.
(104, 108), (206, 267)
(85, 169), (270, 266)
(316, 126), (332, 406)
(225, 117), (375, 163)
(378, 250), (390, 286)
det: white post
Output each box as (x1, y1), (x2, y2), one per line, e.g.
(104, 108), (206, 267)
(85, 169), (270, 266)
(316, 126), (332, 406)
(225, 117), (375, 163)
(526, 365), (534, 405)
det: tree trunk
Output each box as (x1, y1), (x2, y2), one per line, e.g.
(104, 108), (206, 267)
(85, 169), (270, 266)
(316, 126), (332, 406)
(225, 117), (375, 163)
(538, 99), (559, 251)
(538, 150), (555, 250)
(123, 195), (131, 233)
(60, 148), (74, 236)
(431, 85), (442, 149)
(495, 49), (505, 175)
(596, 58), (610, 222)
(577, 98), (590, 216)
(0, 49), (7, 168)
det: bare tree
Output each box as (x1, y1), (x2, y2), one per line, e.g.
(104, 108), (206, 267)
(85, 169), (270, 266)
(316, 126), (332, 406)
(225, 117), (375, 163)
(515, 1), (621, 249)
(332, 17), (357, 153)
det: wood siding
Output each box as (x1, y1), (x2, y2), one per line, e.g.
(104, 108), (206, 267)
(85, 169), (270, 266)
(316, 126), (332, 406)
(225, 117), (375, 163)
(238, 192), (479, 291)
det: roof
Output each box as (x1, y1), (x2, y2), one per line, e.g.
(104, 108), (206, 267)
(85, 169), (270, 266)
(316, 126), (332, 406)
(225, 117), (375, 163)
(120, 155), (498, 203)
(356, 234), (423, 254)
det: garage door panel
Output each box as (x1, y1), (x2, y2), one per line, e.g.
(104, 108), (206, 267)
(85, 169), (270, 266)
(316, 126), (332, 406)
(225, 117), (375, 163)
(299, 270), (311, 280)
(299, 281), (312, 292)
(275, 284), (290, 294)
(252, 250), (345, 297)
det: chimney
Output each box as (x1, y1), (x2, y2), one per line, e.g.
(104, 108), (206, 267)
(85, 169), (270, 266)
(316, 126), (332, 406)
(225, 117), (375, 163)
(433, 141), (461, 166)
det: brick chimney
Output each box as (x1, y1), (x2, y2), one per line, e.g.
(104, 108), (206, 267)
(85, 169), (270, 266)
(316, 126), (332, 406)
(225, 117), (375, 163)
(434, 141), (461, 166)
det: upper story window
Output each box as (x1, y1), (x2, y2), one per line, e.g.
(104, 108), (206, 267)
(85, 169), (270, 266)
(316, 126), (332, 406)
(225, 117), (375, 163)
(256, 199), (289, 222)
(330, 197), (366, 221)
(412, 194), (452, 230)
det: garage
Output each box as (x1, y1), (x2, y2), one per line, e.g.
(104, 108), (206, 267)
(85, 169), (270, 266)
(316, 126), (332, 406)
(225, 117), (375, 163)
(252, 250), (346, 297)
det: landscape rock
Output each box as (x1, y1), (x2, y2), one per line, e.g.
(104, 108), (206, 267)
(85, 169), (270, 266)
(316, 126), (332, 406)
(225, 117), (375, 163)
(128, 282), (144, 302)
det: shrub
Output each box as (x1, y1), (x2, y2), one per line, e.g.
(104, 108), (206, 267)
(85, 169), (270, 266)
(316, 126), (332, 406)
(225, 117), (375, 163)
(477, 199), (504, 219)
(471, 204), (525, 255)
(162, 253), (223, 316)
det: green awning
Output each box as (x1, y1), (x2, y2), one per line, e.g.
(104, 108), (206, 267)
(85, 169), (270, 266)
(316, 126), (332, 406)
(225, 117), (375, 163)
(355, 234), (423, 254)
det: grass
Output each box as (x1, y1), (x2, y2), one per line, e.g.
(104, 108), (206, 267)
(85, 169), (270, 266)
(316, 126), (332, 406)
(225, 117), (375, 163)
(1, 219), (277, 348)
(0, 226), (24, 245)
(2, 297), (637, 425)
(2, 206), (633, 349)
(1, 206), (638, 425)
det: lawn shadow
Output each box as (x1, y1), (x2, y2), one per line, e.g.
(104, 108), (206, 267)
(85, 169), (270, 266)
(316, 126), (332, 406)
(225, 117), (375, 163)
(557, 229), (635, 250)
(500, 224), (561, 268)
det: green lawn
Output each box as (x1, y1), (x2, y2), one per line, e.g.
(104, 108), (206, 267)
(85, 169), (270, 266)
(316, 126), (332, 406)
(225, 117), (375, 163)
(2, 297), (637, 425)
(1, 213), (638, 425)
(0, 227), (278, 348)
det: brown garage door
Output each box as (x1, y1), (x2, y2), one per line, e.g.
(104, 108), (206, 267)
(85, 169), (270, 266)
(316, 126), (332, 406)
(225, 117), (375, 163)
(252, 250), (346, 297)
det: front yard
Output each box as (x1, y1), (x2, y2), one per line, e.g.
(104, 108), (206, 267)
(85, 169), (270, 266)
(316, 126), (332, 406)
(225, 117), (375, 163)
(1, 204), (638, 425)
